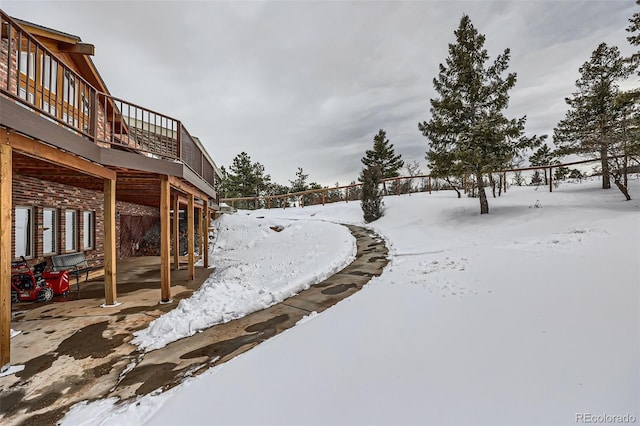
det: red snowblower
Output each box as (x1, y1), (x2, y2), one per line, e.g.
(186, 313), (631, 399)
(11, 256), (70, 303)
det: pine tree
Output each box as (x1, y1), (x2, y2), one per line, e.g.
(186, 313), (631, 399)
(289, 167), (309, 193)
(529, 145), (556, 185)
(419, 14), (541, 214)
(225, 152), (271, 208)
(361, 165), (383, 223)
(361, 129), (404, 194)
(553, 43), (636, 197)
(627, 0), (640, 74)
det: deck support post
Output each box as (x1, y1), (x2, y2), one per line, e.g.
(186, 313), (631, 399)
(173, 195), (179, 270)
(160, 176), (172, 303)
(203, 203), (209, 268)
(103, 178), (117, 306)
(188, 193), (195, 281)
(0, 142), (12, 372)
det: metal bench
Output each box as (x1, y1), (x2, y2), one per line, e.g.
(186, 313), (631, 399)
(51, 252), (94, 289)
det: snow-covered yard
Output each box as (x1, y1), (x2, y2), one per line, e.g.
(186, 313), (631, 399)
(62, 179), (639, 426)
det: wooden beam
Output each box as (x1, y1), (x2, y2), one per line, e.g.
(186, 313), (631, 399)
(58, 42), (95, 55)
(168, 175), (209, 202)
(9, 131), (115, 180)
(199, 207), (205, 266)
(188, 193), (195, 281)
(0, 143), (12, 371)
(173, 195), (180, 270)
(203, 204), (209, 269)
(103, 178), (117, 306)
(160, 176), (172, 302)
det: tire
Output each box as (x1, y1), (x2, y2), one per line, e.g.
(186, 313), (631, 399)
(11, 289), (19, 304)
(37, 287), (54, 303)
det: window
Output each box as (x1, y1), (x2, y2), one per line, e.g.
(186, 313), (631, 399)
(65, 210), (77, 252)
(42, 55), (58, 94)
(43, 208), (57, 255)
(15, 207), (33, 258)
(18, 87), (34, 103)
(19, 51), (35, 79)
(63, 70), (76, 105)
(83, 211), (94, 250)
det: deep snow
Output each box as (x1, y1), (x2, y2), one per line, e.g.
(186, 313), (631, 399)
(132, 214), (356, 351)
(61, 179), (639, 426)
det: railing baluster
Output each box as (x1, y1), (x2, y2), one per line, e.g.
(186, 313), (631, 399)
(6, 19), (11, 92)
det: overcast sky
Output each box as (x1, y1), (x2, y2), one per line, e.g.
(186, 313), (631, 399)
(3, 0), (638, 186)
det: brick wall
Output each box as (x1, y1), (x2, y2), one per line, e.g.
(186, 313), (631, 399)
(12, 175), (160, 267)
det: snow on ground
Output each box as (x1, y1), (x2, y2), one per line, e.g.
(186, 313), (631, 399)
(62, 179), (640, 425)
(132, 214), (356, 351)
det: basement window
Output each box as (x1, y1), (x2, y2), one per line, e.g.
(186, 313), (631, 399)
(43, 208), (57, 255)
(83, 211), (94, 250)
(65, 210), (77, 252)
(14, 206), (33, 259)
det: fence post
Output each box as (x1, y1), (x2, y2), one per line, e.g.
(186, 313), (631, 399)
(549, 167), (553, 192)
(428, 176), (432, 194)
(503, 171), (507, 193)
(322, 190), (326, 206)
(345, 187), (348, 203)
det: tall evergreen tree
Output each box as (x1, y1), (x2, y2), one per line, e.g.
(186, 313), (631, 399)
(553, 43), (636, 195)
(361, 165), (384, 223)
(361, 129), (404, 194)
(419, 14), (541, 214)
(225, 152), (271, 208)
(627, 0), (640, 73)
(289, 167), (309, 193)
(529, 144), (556, 185)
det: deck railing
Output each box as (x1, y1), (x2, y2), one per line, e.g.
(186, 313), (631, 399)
(0, 10), (216, 189)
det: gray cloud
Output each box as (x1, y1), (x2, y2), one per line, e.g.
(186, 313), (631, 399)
(3, 0), (637, 186)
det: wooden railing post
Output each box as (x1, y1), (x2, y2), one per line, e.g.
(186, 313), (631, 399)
(176, 122), (182, 162)
(90, 91), (98, 142)
(549, 167), (553, 192)
(428, 176), (432, 194)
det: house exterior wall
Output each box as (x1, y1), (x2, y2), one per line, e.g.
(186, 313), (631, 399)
(11, 175), (160, 266)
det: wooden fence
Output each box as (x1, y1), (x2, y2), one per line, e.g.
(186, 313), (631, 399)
(221, 157), (618, 210)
